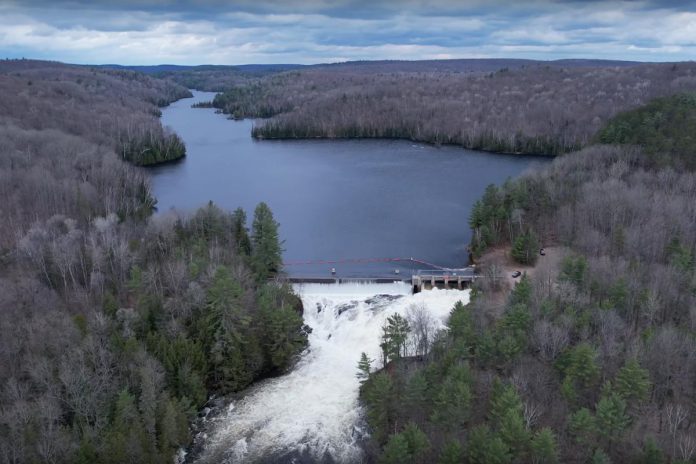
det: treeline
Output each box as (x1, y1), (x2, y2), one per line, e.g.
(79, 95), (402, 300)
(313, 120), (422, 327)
(0, 61), (307, 463)
(0, 60), (190, 166)
(145, 64), (304, 92)
(358, 96), (696, 462)
(598, 92), (696, 168)
(158, 59), (638, 92)
(211, 62), (696, 155)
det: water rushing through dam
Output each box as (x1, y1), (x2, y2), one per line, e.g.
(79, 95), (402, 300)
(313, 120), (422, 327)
(190, 283), (469, 463)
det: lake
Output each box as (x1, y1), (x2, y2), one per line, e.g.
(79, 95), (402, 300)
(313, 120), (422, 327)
(151, 91), (548, 278)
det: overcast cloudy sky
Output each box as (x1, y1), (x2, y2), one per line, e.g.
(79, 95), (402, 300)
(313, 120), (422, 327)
(0, 0), (695, 65)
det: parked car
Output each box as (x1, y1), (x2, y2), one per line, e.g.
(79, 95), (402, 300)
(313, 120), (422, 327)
(512, 271), (522, 278)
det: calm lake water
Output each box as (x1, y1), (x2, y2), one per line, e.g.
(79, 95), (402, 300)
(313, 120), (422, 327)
(152, 91), (548, 277)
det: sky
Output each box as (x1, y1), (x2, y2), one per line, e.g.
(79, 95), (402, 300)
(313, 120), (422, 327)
(0, 0), (695, 65)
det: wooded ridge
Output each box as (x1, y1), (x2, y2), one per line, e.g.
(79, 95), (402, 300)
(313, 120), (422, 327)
(209, 61), (696, 155)
(0, 60), (308, 464)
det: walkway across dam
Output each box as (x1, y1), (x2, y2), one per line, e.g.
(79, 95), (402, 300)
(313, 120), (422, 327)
(284, 257), (476, 293)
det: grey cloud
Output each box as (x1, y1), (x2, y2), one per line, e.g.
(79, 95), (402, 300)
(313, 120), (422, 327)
(1, 0), (696, 64)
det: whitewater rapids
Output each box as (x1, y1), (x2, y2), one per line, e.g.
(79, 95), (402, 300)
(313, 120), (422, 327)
(191, 282), (470, 463)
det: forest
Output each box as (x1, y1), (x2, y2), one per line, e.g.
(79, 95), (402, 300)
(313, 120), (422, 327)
(0, 60), (307, 463)
(358, 91), (696, 462)
(4, 56), (696, 464)
(210, 61), (696, 155)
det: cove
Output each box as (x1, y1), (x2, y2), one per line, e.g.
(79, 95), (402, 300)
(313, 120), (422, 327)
(151, 91), (549, 278)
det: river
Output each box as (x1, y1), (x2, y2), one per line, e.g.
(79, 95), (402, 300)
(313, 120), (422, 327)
(153, 91), (548, 463)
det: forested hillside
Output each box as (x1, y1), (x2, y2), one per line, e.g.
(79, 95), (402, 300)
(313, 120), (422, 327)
(212, 62), (696, 155)
(359, 95), (696, 463)
(0, 60), (189, 166)
(0, 61), (307, 463)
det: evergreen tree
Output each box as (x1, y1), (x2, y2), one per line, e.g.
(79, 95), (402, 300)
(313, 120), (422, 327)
(569, 408), (597, 446)
(615, 359), (651, 404)
(251, 202), (283, 280)
(438, 440), (464, 464)
(204, 266), (253, 390)
(596, 391), (631, 444)
(557, 343), (600, 401)
(380, 433), (411, 464)
(258, 284), (307, 370)
(485, 435), (513, 464)
(431, 365), (472, 428)
(511, 230), (539, 265)
(467, 425), (492, 464)
(447, 300), (476, 353)
(357, 352), (373, 384)
(364, 373), (394, 443)
(489, 381), (523, 424)
(559, 254), (588, 287)
(102, 390), (150, 464)
(232, 207), (252, 256)
(496, 302), (532, 363)
(402, 422), (430, 461)
(468, 425), (513, 464)
(156, 395), (189, 458)
(530, 428), (559, 464)
(380, 313), (411, 364)
(591, 448), (612, 464)
(499, 408), (530, 456)
(640, 437), (665, 464)
(509, 274), (532, 306)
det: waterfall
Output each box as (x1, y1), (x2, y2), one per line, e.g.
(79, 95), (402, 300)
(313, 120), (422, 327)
(192, 282), (470, 463)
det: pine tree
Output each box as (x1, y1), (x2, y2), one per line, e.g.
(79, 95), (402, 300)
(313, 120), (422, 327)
(364, 373), (394, 443)
(102, 390), (150, 464)
(204, 266), (253, 389)
(447, 300), (476, 355)
(559, 254), (588, 287)
(380, 313), (411, 364)
(511, 230), (539, 265)
(380, 433), (411, 464)
(258, 284), (307, 370)
(402, 422), (430, 461)
(530, 428), (559, 464)
(438, 440), (464, 464)
(591, 448), (612, 464)
(156, 395), (189, 458)
(569, 408), (597, 446)
(558, 343), (600, 399)
(232, 207), (252, 256)
(499, 408), (530, 457)
(485, 435), (513, 464)
(596, 392), (631, 444)
(615, 359), (651, 404)
(489, 381), (523, 424)
(467, 425), (492, 464)
(509, 274), (532, 306)
(356, 352), (373, 384)
(251, 202), (283, 280)
(431, 365), (472, 428)
(640, 437), (664, 464)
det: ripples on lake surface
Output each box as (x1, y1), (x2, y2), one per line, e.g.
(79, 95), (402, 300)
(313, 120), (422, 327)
(152, 90), (548, 278)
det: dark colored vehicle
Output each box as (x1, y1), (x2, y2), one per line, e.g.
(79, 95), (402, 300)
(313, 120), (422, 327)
(512, 271), (522, 278)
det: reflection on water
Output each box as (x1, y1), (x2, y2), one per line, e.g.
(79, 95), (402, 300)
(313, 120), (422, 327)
(152, 91), (548, 277)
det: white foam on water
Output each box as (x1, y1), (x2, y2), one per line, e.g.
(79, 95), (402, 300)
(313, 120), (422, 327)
(194, 282), (470, 463)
